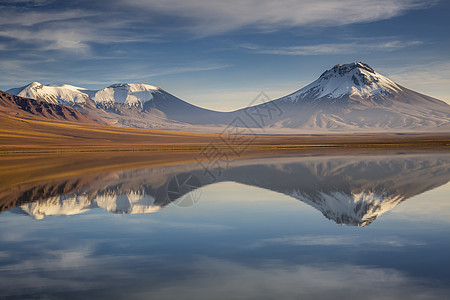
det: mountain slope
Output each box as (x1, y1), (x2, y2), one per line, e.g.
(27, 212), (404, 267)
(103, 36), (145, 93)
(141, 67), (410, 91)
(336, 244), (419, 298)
(231, 62), (450, 131)
(0, 90), (110, 125)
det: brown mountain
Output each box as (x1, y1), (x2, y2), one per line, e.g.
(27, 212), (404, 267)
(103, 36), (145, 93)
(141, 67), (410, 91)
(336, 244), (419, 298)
(0, 90), (110, 126)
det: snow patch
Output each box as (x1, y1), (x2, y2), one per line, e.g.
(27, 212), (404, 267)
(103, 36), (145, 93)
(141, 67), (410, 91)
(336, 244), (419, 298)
(91, 83), (161, 106)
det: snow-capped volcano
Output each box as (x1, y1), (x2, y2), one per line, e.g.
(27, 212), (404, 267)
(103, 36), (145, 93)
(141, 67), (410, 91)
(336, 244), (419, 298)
(286, 62), (402, 101)
(248, 62), (450, 130)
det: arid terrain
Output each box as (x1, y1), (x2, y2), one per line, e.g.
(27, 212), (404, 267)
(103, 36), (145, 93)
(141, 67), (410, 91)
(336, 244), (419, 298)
(1, 113), (449, 154)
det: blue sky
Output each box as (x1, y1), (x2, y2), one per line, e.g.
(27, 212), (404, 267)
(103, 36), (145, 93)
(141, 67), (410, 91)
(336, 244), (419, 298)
(0, 0), (449, 111)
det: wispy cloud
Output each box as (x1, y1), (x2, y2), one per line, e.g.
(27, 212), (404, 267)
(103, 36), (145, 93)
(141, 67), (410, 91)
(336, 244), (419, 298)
(0, 9), (96, 26)
(382, 61), (450, 86)
(242, 40), (423, 55)
(1, 0), (54, 6)
(143, 64), (232, 78)
(73, 63), (232, 86)
(0, 58), (57, 86)
(0, 0), (434, 53)
(123, 0), (434, 36)
(0, 18), (160, 53)
(0, 28), (92, 52)
(380, 61), (450, 103)
(0, 58), (231, 89)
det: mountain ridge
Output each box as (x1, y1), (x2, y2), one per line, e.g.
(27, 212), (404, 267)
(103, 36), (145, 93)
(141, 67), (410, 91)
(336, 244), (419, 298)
(0, 90), (110, 126)
(6, 62), (450, 132)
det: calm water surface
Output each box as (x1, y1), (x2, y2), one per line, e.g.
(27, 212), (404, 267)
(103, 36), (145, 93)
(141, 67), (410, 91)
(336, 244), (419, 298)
(1, 152), (450, 299)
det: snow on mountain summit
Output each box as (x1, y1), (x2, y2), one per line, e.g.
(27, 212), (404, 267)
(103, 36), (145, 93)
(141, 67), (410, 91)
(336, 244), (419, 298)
(90, 83), (161, 107)
(7, 82), (90, 105)
(285, 62), (402, 102)
(7, 82), (163, 107)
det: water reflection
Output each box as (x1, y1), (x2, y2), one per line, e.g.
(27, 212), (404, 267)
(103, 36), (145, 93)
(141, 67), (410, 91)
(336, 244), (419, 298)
(1, 151), (450, 299)
(2, 153), (449, 226)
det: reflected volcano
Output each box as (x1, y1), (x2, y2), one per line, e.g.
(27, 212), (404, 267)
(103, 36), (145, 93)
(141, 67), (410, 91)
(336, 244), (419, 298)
(2, 153), (449, 226)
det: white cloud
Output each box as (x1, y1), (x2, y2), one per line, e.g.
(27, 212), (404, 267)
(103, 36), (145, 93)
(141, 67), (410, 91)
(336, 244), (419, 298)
(123, 0), (433, 36)
(0, 28), (91, 52)
(0, 59), (56, 87)
(142, 64), (232, 78)
(242, 40), (423, 55)
(0, 7), (159, 53)
(0, 0), (53, 6)
(0, 19), (156, 52)
(0, 10), (95, 26)
(380, 61), (450, 103)
(0, 0), (434, 54)
(68, 64), (232, 87)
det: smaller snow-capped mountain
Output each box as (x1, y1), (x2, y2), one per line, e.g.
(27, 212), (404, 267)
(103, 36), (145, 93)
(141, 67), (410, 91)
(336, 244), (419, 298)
(7, 82), (229, 127)
(7, 82), (92, 106)
(87, 83), (162, 107)
(0, 90), (110, 125)
(88, 83), (227, 124)
(6, 82), (164, 108)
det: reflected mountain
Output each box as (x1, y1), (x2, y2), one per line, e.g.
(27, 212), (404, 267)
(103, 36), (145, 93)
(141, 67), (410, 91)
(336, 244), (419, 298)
(2, 153), (450, 226)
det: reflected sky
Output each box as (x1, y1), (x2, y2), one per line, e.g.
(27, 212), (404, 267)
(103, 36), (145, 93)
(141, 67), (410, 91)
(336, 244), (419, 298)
(0, 152), (449, 299)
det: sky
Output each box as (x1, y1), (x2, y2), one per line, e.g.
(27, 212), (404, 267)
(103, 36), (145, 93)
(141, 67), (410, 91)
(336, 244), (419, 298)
(0, 0), (449, 111)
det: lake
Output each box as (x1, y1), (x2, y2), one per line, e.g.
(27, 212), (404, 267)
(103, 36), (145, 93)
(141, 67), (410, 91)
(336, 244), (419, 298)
(1, 151), (449, 299)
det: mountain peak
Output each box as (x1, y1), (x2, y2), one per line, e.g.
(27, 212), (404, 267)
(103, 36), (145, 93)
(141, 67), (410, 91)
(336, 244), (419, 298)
(29, 81), (43, 88)
(323, 62), (375, 77)
(286, 62), (401, 101)
(107, 83), (160, 90)
(108, 83), (130, 88)
(319, 62), (378, 83)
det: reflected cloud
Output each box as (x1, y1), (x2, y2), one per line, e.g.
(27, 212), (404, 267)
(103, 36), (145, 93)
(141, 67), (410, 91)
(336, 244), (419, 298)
(0, 252), (448, 299)
(249, 235), (426, 248)
(135, 259), (450, 300)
